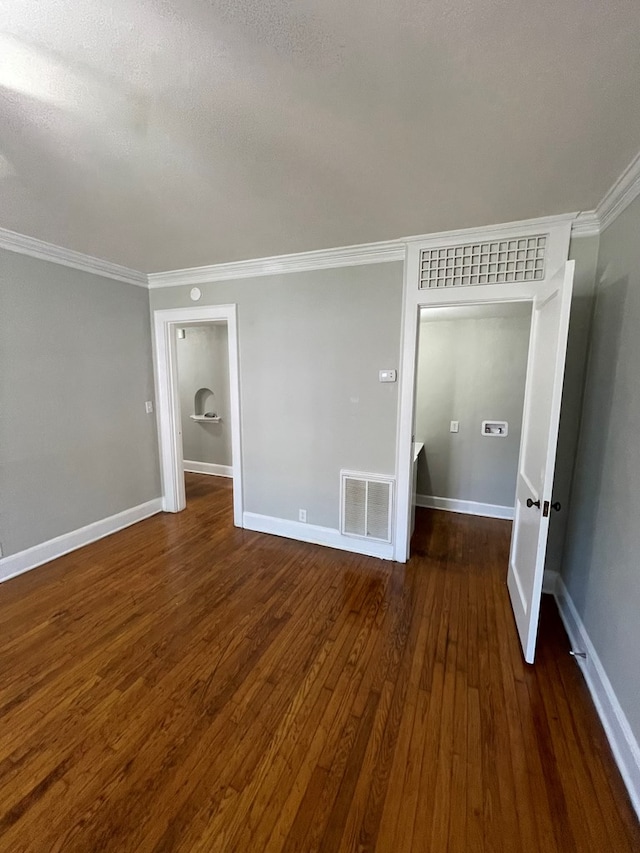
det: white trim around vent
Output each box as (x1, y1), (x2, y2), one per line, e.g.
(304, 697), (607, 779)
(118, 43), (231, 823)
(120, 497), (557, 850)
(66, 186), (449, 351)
(243, 513), (394, 560)
(0, 498), (163, 584)
(419, 234), (547, 289)
(340, 471), (394, 543)
(415, 494), (515, 520)
(408, 218), (572, 286)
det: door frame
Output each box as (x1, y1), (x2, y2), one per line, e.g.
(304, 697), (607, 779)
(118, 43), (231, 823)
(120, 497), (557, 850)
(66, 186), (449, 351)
(153, 304), (243, 526)
(393, 217), (573, 562)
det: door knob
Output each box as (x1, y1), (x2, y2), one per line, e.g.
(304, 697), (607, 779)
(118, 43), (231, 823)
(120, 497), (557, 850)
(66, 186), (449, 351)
(526, 498), (541, 509)
(551, 501), (561, 512)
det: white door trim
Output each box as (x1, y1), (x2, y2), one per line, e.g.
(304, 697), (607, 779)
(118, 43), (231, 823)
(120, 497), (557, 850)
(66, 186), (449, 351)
(393, 221), (572, 562)
(153, 305), (243, 526)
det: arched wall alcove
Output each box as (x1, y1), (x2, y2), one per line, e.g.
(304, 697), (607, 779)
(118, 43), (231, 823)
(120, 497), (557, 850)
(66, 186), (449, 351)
(194, 387), (215, 418)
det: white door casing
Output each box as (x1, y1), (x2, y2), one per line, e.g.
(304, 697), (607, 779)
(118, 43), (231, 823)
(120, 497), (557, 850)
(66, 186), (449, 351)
(394, 216), (574, 664)
(507, 260), (575, 663)
(152, 305), (243, 526)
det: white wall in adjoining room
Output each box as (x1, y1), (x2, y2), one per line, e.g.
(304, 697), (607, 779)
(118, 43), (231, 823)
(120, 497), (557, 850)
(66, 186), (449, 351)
(414, 303), (532, 512)
(176, 324), (232, 470)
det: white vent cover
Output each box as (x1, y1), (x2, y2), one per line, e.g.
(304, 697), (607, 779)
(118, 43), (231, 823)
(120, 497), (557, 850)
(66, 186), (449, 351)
(340, 472), (394, 543)
(420, 234), (547, 289)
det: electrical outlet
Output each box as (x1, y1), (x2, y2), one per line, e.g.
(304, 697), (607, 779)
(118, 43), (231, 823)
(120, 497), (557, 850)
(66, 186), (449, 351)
(299, 509), (307, 523)
(145, 401), (154, 414)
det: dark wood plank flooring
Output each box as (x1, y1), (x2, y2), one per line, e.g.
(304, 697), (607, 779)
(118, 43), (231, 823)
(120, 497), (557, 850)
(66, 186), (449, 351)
(0, 473), (638, 851)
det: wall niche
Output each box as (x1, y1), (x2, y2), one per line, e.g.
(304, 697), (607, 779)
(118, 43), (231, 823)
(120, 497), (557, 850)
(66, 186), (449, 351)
(190, 387), (221, 422)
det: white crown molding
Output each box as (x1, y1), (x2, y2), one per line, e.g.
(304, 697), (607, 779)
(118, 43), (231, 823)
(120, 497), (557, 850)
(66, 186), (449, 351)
(2, 147), (639, 287)
(596, 149), (640, 233)
(147, 240), (405, 288)
(148, 214), (583, 290)
(571, 210), (600, 238)
(573, 151), (640, 239)
(0, 227), (147, 287)
(403, 212), (579, 247)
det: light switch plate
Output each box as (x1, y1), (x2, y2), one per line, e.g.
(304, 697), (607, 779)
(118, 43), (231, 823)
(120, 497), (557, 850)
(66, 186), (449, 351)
(145, 401), (154, 414)
(450, 420), (459, 433)
(379, 369), (397, 383)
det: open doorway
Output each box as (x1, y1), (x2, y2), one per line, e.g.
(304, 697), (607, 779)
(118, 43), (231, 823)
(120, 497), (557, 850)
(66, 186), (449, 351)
(176, 323), (233, 485)
(175, 322), (234, 513)
(394, 222), (575, 662)
(153, 304), (243, 527)
(411, 301), (532, 541)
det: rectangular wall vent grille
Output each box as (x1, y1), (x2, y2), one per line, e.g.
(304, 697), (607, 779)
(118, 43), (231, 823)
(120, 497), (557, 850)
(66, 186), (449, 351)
(420, 234), (547, 289)
(341, 472), (393, 543)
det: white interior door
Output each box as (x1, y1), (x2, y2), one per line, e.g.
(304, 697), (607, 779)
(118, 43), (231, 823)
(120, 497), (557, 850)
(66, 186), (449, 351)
(507, 260), (575, 663)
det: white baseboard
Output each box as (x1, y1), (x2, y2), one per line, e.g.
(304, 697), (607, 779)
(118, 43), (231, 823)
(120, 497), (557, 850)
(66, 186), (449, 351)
(0, 498), (163, 584)
(183, 460), (233, 478)
(415, 494), (514, 520)
(554, 575), (640, 819)
(242, 512), (394, 560)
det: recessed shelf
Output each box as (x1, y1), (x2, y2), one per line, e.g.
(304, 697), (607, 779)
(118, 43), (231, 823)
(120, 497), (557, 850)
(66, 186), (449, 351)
(192, 387), (219, 423)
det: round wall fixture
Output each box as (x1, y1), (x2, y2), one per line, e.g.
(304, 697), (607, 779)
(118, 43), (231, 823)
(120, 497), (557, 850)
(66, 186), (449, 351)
(190, 287), (202, 302)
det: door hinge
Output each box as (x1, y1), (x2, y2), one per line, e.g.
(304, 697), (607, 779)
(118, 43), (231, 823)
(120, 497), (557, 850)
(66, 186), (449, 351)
(543, 500), (550, 517)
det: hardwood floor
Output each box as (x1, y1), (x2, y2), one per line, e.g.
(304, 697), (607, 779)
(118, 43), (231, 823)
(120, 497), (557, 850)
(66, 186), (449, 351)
(0, 474), (638, 852)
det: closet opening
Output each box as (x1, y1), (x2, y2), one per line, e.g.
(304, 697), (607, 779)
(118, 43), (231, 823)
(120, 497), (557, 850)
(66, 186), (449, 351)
(411, 302), (532, 545)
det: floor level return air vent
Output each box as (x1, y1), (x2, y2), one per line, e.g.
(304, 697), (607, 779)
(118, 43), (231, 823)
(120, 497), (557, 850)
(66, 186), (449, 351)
(340, 472), (394, 543)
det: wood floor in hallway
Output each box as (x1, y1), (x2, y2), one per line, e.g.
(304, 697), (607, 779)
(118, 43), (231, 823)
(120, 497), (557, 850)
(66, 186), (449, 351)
(0, 473), (638, 852)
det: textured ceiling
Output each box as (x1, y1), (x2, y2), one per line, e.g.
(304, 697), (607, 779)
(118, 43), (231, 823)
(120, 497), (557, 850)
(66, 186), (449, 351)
(1, 1), (639, 272)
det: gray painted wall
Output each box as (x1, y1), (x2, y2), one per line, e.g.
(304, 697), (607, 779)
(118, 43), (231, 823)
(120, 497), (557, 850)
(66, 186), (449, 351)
(149, 263), (404, 529)
(545, 236), (600, 574)
(0, 250), (161, 558)
(561, 196), (640, 744)
(415, 306), (531, 507)
(177, 325), (232, 467)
